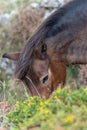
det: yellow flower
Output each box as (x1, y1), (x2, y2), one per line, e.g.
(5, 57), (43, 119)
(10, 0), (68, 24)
(44, 101), (49, 105)
(30, 97), (34, 100)
(56, 88), (61, 94)
(39, 107), (43, 111)
(27, 102), (31, 107)
(54, 96), (58, 100)
(16, 101), (20, 104)
(15, 101), (20, 107)
(40, 102), (44, 106)
(64, 115), (75, 123)
(85, 89), (87, 94)
(45, 110), (50, 114)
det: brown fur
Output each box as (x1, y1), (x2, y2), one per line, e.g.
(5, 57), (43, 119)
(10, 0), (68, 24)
(24, 49), (66, 98)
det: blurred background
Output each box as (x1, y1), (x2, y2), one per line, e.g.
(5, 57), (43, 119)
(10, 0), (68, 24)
(0, 0), (87, 102)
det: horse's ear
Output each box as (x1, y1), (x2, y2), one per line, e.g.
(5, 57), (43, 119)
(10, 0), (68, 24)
(39, 44), (47, 60)
(2, 52), (20, 61)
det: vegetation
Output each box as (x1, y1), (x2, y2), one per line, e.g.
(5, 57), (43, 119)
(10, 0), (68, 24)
(3, 86), (87, 130)
(0, 7), (44, 53)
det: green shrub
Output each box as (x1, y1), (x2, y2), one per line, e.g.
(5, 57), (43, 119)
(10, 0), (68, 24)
(6, 87), (87, 130)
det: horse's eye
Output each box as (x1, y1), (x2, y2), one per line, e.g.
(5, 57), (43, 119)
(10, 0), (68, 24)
(40, 74), (49, 84)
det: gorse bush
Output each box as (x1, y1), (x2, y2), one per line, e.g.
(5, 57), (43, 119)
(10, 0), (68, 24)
(6, 87), (87, 130)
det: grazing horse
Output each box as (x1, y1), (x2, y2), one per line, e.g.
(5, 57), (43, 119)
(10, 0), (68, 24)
(3, 0), (87, 98)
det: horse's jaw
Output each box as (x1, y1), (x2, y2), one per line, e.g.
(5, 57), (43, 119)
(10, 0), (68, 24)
(49, 59), (66, 91)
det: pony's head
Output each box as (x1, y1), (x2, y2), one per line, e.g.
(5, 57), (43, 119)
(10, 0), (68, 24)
(3, 44), (66, 98)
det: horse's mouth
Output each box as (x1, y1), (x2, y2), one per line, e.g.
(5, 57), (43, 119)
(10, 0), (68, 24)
(23, 76), (55, 98)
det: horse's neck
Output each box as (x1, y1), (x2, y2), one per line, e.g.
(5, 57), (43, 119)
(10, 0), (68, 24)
(58, 28), (87, 65)
(47, 26), (87, 65)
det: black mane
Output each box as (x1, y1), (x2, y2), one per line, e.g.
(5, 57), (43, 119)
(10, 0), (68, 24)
(15, 0), (87, 79)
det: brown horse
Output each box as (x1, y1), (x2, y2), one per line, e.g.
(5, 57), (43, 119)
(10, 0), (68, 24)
(3, 0), (87, 98)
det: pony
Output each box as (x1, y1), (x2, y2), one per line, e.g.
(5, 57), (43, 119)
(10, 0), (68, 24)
(3, 0), (87, 98)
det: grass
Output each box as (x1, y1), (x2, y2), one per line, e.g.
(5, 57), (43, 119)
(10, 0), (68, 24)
(1, 83), (87, 130)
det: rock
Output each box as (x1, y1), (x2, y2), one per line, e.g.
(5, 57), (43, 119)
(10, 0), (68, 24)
(31, 3), (39, 8)
(0, 59), (9, 70)
(0, 59), (16, 77)
(31, 0), (66, 9)
(0, 11), (16, 25)
(39, 0), (60, 8)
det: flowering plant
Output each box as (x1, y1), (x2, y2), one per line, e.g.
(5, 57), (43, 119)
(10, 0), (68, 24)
(7, 87), (87, 130)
